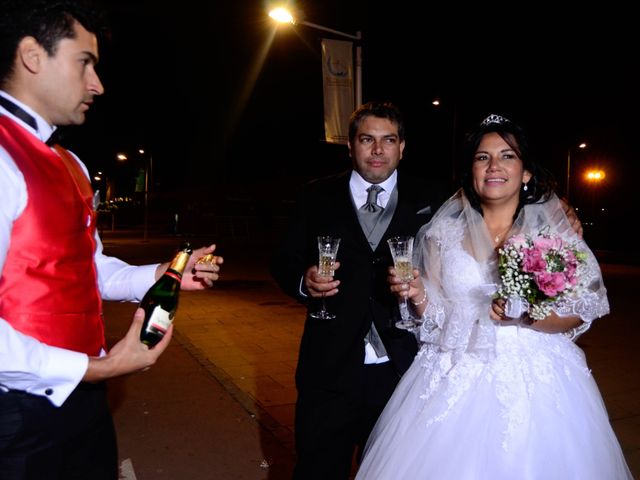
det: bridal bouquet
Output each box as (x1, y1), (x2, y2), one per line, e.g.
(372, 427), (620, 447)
(496, 229), (588, 320)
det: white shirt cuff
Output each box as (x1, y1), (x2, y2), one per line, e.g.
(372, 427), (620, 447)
(29, 347), (88, 407)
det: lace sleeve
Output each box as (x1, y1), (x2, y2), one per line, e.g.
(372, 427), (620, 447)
(398, 234), (446, 341)
(552, 238), (609, 340)
(513, 196), (611, 342)
(552, 231), (609, 341)
(398, 217), (454, 343)
(399, 298), (445, 342)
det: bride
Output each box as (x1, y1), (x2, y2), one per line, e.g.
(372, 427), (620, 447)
(355, 114), (632, 479)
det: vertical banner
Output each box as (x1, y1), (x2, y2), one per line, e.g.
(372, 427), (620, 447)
(321, 38), (354, 145)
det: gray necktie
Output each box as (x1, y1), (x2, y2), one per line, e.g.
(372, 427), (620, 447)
(360, 185), (388, 357)
(360, 185), (384, 234)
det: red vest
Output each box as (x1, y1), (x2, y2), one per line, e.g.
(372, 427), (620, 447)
(0, 116), (103, 355)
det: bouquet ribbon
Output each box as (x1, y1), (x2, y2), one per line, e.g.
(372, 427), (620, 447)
(505, 296), (530, 318)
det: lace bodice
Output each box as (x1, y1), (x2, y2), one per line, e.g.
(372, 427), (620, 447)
(438, 221), (484, 299)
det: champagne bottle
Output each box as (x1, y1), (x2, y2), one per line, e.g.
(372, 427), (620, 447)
(139, 242), (192, 347)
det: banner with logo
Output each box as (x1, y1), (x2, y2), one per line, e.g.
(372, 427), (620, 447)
(321, 38), (354, 145)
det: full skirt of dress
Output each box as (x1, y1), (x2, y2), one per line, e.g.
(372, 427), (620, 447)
(356, 326), (633, 480)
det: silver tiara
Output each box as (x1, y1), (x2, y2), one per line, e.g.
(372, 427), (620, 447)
(481, 114), (510, 126)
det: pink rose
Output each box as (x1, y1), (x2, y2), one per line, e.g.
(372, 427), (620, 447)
(522, 247), (547, 273)
(533, 235), (563, 252)
(534, 271), (566, 297)
(563, 251), (578, 285)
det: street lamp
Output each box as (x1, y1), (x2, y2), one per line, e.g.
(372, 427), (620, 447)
(565, 142), (587, 202)
(268, 7), (362, 107)
(116, 148), (153, 242)
(431, 97), (458, 190)
(138, 149), (153, 242)
(584, 168), (606, 220)
(585, 169), (606, 183)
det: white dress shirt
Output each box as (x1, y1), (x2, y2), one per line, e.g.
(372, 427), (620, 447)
(0, 91), (158, 406)
(349, 170), (398, 364)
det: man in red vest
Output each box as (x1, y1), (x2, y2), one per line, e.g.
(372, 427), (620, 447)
(0, 1), (223, 478)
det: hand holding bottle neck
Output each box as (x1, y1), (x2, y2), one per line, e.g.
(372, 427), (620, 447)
(155, 244), (192, 281)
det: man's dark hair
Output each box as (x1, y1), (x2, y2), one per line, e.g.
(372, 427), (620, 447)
(0, 0), (108, 87)
(348, 101), (405, 143)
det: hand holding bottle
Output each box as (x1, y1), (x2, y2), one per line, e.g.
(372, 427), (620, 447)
(83, 308), (172, 382)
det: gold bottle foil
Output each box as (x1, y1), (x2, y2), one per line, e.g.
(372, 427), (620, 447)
(196, 253), (216, 265)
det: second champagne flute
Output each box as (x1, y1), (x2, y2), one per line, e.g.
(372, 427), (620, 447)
(387, 235), (416, 329)
(310, 235), (341, 319)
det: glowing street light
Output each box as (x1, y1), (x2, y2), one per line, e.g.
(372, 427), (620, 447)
(268, 6), (362, 107)
(585, 169), (606, 182)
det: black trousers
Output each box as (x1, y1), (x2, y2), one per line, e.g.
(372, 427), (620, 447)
(0, 382), (117, 480)
(293, 362), (399, 480)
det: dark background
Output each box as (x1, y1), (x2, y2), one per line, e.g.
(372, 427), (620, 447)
(63, 0), (639, 254)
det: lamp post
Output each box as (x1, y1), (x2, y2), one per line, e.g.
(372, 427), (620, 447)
(116, 148), (153, 241)
(565, 142), (587, 202)
(268, 7), (362, 107)
(431, 97), (458, 191)
(138, 149), (153, 242)
(585, 168), (606, 223)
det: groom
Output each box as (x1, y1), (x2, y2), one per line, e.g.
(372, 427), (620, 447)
(271, 101), (446, 479)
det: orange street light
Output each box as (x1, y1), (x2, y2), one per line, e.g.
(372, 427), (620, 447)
(585, 169), (606, 182)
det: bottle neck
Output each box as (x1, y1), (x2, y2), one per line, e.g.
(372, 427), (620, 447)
(165, 251), (190, 280)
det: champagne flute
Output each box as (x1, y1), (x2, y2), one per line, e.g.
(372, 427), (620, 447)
(310, 235), (341, 319)
(387, 235), (416, 329)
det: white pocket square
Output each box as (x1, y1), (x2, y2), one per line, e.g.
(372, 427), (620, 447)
(416, 205), (431, 215)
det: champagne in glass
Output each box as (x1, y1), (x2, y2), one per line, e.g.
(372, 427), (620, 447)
(387, 236), (416, 329)
(318, 251), (337, 277)
(310, 235), (341, 319)
(393, 257), (413, 282)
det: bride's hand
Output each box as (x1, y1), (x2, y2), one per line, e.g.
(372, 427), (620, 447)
(387, 266), (422, 301)
(490, 298), (507, 321)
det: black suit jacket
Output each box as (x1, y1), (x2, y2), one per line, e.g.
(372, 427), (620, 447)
(271, 170), (446, 394)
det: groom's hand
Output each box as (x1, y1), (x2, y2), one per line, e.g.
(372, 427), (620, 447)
(304, 263), (341, 298)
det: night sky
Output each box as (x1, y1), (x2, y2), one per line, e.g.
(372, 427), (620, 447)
(65, 0), (639, 250)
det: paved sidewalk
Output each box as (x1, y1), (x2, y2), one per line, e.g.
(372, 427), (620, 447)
(102, 230), (640, 479)
(105, 302), (295, 480)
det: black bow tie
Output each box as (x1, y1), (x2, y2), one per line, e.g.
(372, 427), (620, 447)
(45, 128), (65, 146)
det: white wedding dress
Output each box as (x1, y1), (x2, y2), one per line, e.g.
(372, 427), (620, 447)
(356, 191), (633, 480)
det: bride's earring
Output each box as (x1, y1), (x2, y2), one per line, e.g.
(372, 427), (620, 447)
(522, 182), (528, 192)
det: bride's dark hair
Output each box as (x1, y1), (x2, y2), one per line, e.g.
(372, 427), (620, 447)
(460, 115), (556, 215)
